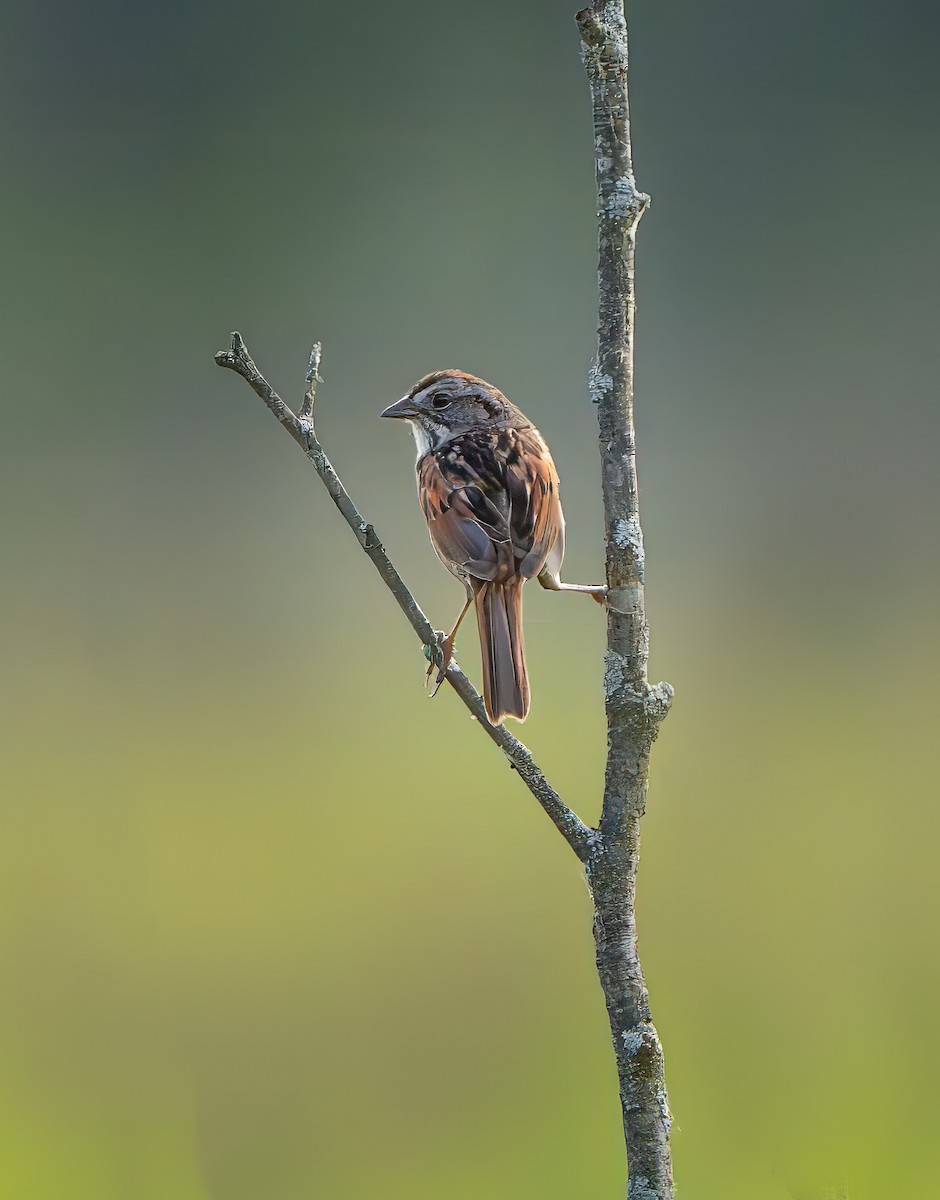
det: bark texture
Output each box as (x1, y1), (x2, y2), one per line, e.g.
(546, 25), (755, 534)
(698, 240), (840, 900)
(577, 2), (675, 1196)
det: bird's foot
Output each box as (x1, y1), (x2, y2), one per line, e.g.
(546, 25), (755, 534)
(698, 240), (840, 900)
(424, 631), (455, 698)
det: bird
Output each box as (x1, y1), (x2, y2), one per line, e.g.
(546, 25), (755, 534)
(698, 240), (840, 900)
(382, 370), (605, 724)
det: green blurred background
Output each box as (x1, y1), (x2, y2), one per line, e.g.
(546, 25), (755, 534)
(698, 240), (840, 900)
(1, 0), (938, 1196)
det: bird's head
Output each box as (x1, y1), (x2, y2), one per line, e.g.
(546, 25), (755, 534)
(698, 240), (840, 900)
(382, 370), (521, 451)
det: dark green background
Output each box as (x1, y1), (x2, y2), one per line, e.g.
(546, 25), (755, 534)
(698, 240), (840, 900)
(2, 1), (938, 1196)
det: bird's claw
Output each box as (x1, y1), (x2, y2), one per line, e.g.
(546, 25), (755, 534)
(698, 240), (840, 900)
(424, 631), (454, 698)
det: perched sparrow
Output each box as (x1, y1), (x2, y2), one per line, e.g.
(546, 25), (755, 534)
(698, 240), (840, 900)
(382, 370), (605, 724)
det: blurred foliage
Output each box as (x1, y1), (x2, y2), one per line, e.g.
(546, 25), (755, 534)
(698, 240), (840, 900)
(1, 0), (938, 1196)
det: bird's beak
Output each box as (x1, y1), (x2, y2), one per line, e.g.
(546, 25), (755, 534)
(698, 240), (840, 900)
(381, 396), (418, 420)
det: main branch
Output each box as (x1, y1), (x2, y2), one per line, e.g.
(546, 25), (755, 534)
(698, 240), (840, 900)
(578, 2), (675, 1197)
(214, 333), (593, 860)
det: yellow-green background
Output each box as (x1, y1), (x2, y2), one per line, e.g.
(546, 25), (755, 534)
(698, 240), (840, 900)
(2, 0), (937, 1196)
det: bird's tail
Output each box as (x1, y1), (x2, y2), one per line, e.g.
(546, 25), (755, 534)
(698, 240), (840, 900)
(474, 579), (529, 724)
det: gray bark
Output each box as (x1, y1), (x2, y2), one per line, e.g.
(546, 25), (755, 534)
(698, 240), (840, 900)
(577, 3), (675, 1196)
(214, 2), (674, 1194)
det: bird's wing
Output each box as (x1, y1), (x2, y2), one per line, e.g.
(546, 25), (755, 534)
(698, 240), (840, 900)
(418, 444), (508, 581)
(504, 426), (565, 579)
(418, 426), (563, 583)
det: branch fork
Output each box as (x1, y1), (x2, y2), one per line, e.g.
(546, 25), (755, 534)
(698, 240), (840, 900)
(215, 332), (594, 863)
(215, 2), (675, 1195)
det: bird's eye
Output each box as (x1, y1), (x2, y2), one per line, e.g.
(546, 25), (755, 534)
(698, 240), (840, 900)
(430, 391), (451, 410)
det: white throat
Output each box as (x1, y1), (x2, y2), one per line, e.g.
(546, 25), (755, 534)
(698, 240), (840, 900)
(408, 419), (437, 461)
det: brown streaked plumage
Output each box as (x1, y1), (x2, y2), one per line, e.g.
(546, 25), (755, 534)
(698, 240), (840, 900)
(382, 371), (605, 724)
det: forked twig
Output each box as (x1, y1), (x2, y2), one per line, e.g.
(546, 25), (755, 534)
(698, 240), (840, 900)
(216, 1), (675, 1193)
(214, 333), (594, 860)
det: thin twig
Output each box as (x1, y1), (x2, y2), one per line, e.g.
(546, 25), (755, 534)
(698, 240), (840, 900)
(215, 333), (594, 861)
(299, 341), (322, 420)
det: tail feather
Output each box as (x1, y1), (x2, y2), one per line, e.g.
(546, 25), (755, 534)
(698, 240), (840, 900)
(474, 580), (529, 724)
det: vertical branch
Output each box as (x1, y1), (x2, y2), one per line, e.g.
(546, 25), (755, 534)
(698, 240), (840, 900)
(576, 3), (675, 1198)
